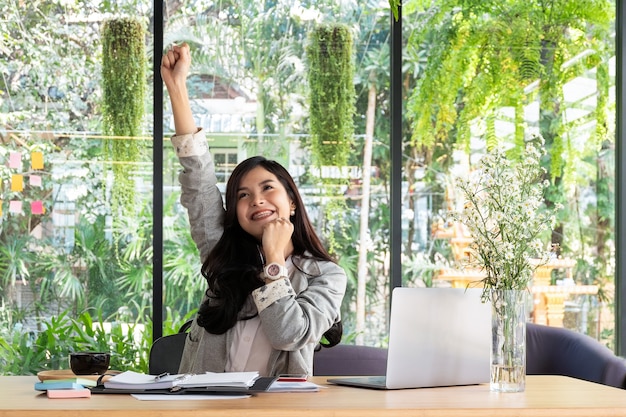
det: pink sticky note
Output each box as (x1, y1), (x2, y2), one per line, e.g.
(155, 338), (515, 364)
(31, 152), (44, 170)
(9, 152), (21, 169)
(47, 388), (91, 399)
(30, 175), (42, 187)
(31, 201), (44, 215)
(9, 200), (22, 214)
(11, 174), (24, 192)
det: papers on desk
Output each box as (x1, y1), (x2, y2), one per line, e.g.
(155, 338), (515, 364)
(267, 380), (321, 392)
(128, 380), (321, 400)
(104, 371), (260, 390)
(96, 371), (319, 396)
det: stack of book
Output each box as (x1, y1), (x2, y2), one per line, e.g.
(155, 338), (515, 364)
(34, 377), (95, 398)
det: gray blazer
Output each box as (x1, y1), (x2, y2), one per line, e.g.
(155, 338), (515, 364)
(172, 130), (347, 376)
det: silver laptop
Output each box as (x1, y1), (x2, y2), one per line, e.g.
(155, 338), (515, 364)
(328, 287), (491, 389)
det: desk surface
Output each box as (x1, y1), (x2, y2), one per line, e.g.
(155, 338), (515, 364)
(1, 375), (626, 417)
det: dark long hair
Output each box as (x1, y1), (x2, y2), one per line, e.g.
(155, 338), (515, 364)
(196, 156), (342, 347)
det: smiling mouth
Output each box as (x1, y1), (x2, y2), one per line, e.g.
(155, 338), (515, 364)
(251, 211), (274, 220)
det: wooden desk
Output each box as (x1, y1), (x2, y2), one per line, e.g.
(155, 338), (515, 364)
(2, 375), (625, 417)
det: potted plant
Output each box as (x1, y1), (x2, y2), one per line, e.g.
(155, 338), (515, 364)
(452, 138), (561, 392)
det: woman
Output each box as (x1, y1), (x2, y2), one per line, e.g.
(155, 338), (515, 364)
(161, 43), (347, 377)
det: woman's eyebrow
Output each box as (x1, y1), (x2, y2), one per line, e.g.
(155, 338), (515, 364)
(237, 179), (275, 192)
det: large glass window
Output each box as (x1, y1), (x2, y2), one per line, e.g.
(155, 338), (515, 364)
(162, 0), (393, 346)
(0, 0), (618, 375)
(401, 0), (616, 347)
(0, 1), (156, 373)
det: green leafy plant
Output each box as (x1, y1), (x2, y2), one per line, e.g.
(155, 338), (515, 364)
(101, 17), (146, 215)
(305, 23), (356, 292)
(306, 23), (355, 168)
(388, 0), (401, 21)
(0, 307), (154, 375)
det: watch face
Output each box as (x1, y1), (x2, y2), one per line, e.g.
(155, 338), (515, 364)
(267, 263), (281, 277)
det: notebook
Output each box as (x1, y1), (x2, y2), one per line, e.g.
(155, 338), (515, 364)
(327, 287), (491, 389)
(103, 370), (260, 390)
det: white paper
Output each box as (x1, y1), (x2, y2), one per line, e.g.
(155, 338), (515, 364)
(267, 381), (321, 392)
(131, 394), (250, 401)
(180, 372), (259, 388)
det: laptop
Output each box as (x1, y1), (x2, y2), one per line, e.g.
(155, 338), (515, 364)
(327, 287), (491, 389)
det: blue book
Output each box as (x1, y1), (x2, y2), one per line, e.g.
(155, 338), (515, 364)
(41, 377), (97, 387)
(34, 381), (85, 391)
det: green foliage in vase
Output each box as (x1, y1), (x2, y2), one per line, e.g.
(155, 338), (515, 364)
(101, 17), (146, 215)
(452, 139), (562, 302)
(306, 23), (355, 168)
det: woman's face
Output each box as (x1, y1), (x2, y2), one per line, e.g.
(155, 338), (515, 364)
(235, 166), (294, 241)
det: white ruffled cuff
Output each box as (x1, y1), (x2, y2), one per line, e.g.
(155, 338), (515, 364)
(252, 278), (294, 313)
(170, 128), (208, 157)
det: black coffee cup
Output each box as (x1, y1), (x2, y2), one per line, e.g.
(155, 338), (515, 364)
(69, 352), (111, 375)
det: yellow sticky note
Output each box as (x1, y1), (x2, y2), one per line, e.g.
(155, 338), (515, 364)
(31, 152), (44, 170)
(11, 174), (24, 192)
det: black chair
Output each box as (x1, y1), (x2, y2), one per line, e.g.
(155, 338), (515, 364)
(148, 321), (192, 375)
(526, 322), (626, 389)
(313, 344), (388, 376)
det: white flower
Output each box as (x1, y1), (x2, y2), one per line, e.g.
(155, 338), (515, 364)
(450, 138), (560, 301)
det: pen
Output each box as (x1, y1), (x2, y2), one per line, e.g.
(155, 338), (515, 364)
(154, 372), (169, 381)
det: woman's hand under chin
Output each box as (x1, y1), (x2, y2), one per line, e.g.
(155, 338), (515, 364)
(261, 216), (294, 263)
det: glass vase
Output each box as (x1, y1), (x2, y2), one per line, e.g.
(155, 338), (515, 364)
(490, 289), (527, 392)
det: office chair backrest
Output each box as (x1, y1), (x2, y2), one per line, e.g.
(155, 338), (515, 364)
(148, 332), (187, 375)
(148, 321), (192, 375)
(526, 322), (626, 389)
(313, 344), (388, 376)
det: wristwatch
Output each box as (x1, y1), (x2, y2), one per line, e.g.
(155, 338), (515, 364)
(263, 262), (289, 281)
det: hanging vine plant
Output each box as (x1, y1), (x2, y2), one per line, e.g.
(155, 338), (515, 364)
(101, 17), (146, 216)
(306, 23), (355, 257)
(306, 23), (355, 168)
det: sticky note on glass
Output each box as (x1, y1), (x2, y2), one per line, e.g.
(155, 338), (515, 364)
(30, 175), (42, 187)
(11, 174), (24, 192)
(9, 152), (22, 169)
(9, 201), (22, 214)
(31, 152), (44, 170)
(31, 201), (44, 215)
